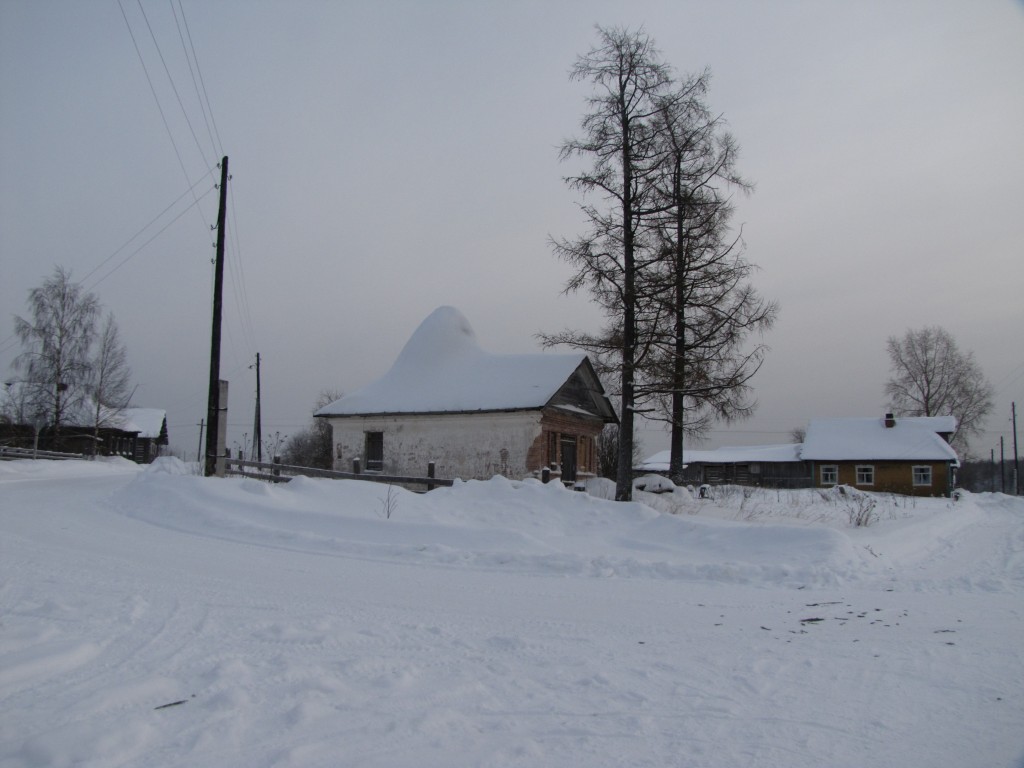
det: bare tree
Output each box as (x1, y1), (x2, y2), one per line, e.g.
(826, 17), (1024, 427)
(1, 381), (31, 426)
(262, 431), (288, 462)
(87, 313), (134, 452)
(12, 267), (100, 447)
(643, 74), (777, 481)
(547, 45), (777, 487)
(546, 25), (673, 501)
(284, 389), (343, 469)
(885, 326), (993, 454)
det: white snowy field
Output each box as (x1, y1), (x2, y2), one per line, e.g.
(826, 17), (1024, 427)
(1, 459), (1021, 768)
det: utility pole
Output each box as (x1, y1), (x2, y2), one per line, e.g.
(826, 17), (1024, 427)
(196, 418), (205, 463)
(1012, 401), (1020, 495)
(251, 352), (262, 463)
(204, 156), (229, 477)
(1000, 436), (1006, 494)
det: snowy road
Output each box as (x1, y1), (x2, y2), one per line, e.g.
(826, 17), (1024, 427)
(1, 461), (1021, 767)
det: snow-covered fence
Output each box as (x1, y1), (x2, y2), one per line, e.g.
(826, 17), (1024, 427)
(224, 456), (453, 491)
(0, 445), (85, 461)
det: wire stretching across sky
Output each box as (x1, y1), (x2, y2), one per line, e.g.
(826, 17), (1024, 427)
(117, 0), (208, 230)
(117, 0), (260, 363)
(4, 2), (268, 435)
(167, 0), (258, 360)
(0, 172), (217, 359)
(78, 173), (217, 291)
(0, 1), (268, 418)
(170, 0), (223, 162)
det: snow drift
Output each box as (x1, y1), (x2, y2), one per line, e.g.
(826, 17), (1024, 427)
(1, 459), (1021, 768)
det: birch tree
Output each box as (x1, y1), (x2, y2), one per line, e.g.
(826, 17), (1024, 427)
(12, 267), (100, 447)
(88, 313), (134, 451)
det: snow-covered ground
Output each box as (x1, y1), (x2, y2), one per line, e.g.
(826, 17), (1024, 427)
(1, 459), (1021, 768)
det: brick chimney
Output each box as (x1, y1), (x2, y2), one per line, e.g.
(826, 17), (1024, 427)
(884, 412), (896, 428)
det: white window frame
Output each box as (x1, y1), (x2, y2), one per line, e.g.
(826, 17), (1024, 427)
(912, 465), (932, 486)
(855, 465), (874, 486)
(820, 465), (839, 486)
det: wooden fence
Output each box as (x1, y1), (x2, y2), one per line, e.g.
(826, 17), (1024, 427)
(224, 456), (453, 491)
(0, 445), (85, 461)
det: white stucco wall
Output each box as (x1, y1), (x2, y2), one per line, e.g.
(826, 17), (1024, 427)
(327, 411), (544, 481)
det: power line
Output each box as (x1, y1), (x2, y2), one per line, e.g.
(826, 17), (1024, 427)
(117, 0), (198, 218)
(226, 186), (259, 356)
(81, 184), (217, 292)
(174, 0), (224, 158)
(147, 2), (259, 363)
(991, 359), (1024, 396)
(78, 170), (215, 287)
(0, 175), (215, 358)
(119, 1), (262, 365)
(169, 0), (219, 161)
(134, 0), (211, 172)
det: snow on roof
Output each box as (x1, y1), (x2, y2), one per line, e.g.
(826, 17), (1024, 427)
(6, 392), (166, 439)
(800, 416), (958, 462)
(640, 415), (958, 471)
(118, 408), (167, 439)
(316, 306), (590, 416)
(639, 443), (802, 471)
(93, 405), (167, 438)
(898, 415), (957, 434)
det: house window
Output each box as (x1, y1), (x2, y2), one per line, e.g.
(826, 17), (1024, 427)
(365, 432), (383, 472)
(912, 465), (932, 486)
(855, 465), (874, 486)
(820, 465), (838, 485)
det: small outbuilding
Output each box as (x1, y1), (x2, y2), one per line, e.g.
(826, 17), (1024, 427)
(316, 307), (617, 483)
(638, 443), (809, 488)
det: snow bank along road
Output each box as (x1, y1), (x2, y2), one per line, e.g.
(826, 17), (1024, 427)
(1, 459), (1021, 767)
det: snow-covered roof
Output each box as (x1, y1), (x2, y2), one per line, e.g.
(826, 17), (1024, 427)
(74, 403), (167, 439)
(640, 415), (958, 470)
(639, 443), (802, 471)
(116, 408), (167, 439)
(800, 416), (958, 462)
(895, 415), (957, 435)
(3, 389), (166, 439)
(316, 307), (605, 417)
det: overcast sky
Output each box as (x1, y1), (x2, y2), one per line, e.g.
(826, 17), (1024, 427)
(2, 0), (1022, 462)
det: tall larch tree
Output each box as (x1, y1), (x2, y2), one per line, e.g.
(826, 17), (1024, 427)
(547, 26), (673, 501)
(640, 72), (777, 481)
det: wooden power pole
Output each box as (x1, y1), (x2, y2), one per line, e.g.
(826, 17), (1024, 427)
(1013, 401), (1020, 495)
(251, 352), (262, 463)
(204, 156), (229, 477)
(1001, 436), (1006, 493)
